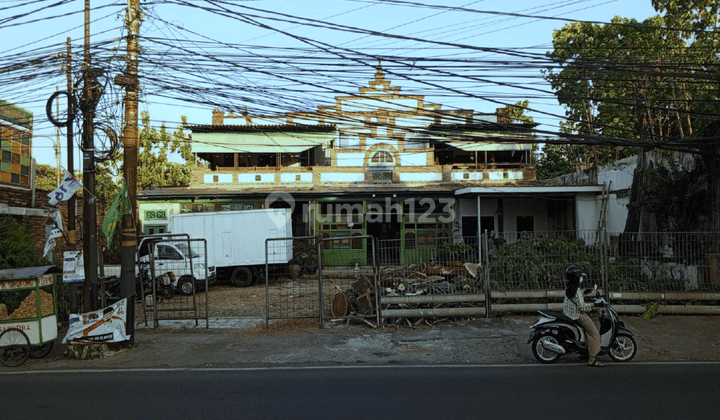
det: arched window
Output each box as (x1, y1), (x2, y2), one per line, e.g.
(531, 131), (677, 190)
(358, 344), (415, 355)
(370, 150), (395, 166)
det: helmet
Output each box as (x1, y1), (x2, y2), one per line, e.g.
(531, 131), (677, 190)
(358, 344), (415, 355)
(565, 265), (585, 283)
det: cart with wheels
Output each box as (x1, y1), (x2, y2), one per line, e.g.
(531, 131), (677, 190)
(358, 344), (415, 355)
(0, 266), (60, 367)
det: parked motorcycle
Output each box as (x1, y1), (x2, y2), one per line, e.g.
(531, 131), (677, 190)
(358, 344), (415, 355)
(528, 285), (637, 364)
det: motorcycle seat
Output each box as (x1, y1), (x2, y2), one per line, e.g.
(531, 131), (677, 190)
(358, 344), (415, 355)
(540, 311), (582, 327)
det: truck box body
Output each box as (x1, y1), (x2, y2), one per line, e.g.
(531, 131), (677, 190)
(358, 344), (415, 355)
(170, 209), (293, 269)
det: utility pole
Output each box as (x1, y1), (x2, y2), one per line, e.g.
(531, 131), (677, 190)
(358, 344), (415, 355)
(55, 87), (61, 185)
(82, 0), (99, 311)
(66, 37), (79, 313)
(119, 0), (141, 342)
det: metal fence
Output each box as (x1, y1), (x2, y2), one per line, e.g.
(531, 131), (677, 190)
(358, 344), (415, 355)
(376, 230), (720, 317)
(140, 236), (209, 328)
(320, 235), (379, 326)
(376, 236), (486, 321)
(265, 236), (321, 324)
(264, 235), (380, 326)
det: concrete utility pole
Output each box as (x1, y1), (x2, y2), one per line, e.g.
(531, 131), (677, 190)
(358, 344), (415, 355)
(82, 0), (99, 311)
(55, 87), (61, 185)
(65, 37), (79, 313)
(119, 0), (141, 342)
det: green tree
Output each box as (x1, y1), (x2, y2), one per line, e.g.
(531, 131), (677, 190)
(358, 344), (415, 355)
(33, 163), (60, 191)
(137, 112), (195, 191)
(543, 11), (719, 232)
(507, 100), (534, 124)
(652, 0), (720, 232)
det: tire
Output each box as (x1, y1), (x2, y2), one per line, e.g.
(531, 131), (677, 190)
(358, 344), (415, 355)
(531, 333), (563, 364)
(0, 328), (31, 367)
(231, 267), (253, 287)
(30, 341), (55, 359)
(179, 277), (194, 295)
(608, 332), (637, 362)
(162, 287), (175, 300)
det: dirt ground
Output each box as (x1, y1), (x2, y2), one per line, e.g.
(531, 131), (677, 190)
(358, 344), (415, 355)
(138, 274), (350, 320)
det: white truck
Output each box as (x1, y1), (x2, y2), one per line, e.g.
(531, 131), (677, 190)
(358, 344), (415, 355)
(169, 208), (293, 287)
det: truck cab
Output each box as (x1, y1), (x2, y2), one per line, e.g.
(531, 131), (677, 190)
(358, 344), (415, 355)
(137, 238), (216, 295)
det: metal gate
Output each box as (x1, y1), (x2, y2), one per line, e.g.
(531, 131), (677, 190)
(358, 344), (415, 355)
(320, 235), (379, 327)
(137, 235), (210, 328)
(264, 235), (379, 326)
(265, 236), (320, 324)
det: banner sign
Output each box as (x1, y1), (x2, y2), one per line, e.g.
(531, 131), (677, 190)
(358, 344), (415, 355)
(63, 298), (131, 344)
(43, 210), (64, 258)
(62, 251), (85, 283)
(47, 171), (82, 206)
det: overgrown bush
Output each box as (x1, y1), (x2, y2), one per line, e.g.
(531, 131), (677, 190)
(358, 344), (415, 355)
(0, 216), (48, 269)
(437, 242), (475, 263)
(482, 233), (601, 290)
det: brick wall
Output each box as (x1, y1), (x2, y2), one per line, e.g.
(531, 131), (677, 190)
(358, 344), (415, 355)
(1, 186), (107, 262)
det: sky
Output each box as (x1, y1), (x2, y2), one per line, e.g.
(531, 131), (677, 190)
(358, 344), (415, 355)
(0, 0), (661, 171)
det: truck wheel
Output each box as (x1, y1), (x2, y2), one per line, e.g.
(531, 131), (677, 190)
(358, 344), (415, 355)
(231, 267), (253, 287)
(179, 277), (194, 295)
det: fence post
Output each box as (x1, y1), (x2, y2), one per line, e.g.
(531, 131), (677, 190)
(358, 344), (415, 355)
(265, 239), (270, 328)
(484, 231), (492, 318)
(600, 231), (609, 301)
(371, 236), (381, 327)
(317, 235), (324, 327)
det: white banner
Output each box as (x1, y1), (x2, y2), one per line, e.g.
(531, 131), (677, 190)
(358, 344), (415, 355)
(63, 298), (131, 344)
(43, 210), (64, 258)
(62, 250), (85, 283)
(47, 171), (82, 206)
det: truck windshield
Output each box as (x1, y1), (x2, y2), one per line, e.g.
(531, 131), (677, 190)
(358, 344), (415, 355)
(174, 243), (200, 258)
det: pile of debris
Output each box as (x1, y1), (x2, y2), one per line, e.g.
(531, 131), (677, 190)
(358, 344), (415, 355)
(329, 262), (484, 326)
(330, 275), (375, 317)
(379, 262), (481, 297)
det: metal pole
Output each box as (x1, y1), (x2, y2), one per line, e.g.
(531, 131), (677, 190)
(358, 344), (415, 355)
(120, 0), (141, 343)
(484, 232), (491, 318)
(476, 195), (481, 263)
(81, 0), (99, 312)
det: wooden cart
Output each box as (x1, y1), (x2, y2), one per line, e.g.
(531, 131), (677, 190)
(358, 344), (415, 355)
(0, 266), (61, 367)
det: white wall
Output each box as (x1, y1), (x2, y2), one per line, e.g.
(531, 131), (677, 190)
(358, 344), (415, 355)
(398, 152), (427, 166)
(280, 173), (313, 183)
(238, 173), (274, 183)
(320, 172), (364, 183)
(398, 172), (442, 182)
(336, 153), (365, 167)
(204, 173), (233, 183)
(575, 193), (597, 232)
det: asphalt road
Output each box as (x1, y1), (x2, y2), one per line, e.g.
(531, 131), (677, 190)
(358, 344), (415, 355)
(2, 363), (718, 420)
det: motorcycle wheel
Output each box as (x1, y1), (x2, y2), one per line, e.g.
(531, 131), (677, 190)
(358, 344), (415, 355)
(531, 333), (562, 364)
(162, 287), (175, 300)
(608, 332), (637, 362)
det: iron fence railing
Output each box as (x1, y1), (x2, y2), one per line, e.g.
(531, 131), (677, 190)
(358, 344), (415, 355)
(376, 230), (720, 318)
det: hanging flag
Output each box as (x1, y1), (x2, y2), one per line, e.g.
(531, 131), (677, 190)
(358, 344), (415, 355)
(43, 223), (63, 258)
(47, 171), (82, 206)
(102, 179), (131, 240)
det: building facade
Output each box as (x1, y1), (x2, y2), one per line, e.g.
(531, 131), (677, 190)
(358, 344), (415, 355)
(138, 68), (604, 265)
